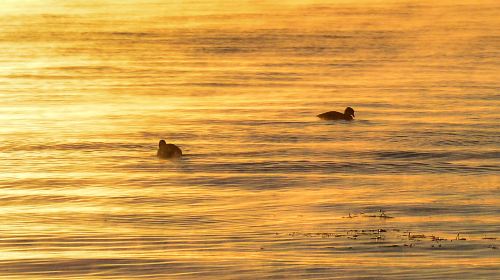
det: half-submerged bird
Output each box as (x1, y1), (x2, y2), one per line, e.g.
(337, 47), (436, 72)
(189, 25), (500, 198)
(317, 107), (355, 121)
(157, 140), (182, 159)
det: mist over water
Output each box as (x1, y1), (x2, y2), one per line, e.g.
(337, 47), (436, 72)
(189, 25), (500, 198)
(0, 0), (499, 279)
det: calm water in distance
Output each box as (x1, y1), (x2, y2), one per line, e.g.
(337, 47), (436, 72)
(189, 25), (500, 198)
(0, 0), (499, 279)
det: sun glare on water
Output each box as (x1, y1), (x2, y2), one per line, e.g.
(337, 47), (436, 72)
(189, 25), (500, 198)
(0, 0), (498, 279)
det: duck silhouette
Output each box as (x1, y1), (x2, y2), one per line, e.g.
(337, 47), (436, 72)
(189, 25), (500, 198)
(317, 107), (355, 121)
(157, 140), (182, 159)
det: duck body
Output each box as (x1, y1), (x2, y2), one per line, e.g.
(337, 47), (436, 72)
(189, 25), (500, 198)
(317, 107), (355, 121)
(157, 140), (182, 159)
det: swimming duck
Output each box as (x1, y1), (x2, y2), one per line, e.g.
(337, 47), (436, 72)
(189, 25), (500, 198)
(317, 107), (355, 121)
(157, 140), (182, 159)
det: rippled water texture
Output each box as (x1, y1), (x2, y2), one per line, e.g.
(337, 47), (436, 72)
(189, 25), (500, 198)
(0, 0), (499, 279)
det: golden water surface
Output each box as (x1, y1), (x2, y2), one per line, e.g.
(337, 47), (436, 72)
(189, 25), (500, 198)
(0, 0), (499, 279)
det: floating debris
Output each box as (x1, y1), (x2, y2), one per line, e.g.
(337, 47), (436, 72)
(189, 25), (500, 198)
(408, 232), (426, 240)
(342, 212), (357, 219)
(342, 209), (395, 219)
(430, 235), (447, 241)
(456, 233), (467, 241)
(279, 229), (498, 253)
(364, 209), (395, 219)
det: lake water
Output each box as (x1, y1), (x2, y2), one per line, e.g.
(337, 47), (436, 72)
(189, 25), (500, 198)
(0, 0), (499, 279)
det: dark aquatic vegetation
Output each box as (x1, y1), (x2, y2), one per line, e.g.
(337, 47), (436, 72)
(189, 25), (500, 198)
(317, 107), (355, 121)
(157, 140), (182, 159)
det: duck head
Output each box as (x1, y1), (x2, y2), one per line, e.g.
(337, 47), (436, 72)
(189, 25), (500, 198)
(159, 139), (167, 149)
(344, 107), (355, 118)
